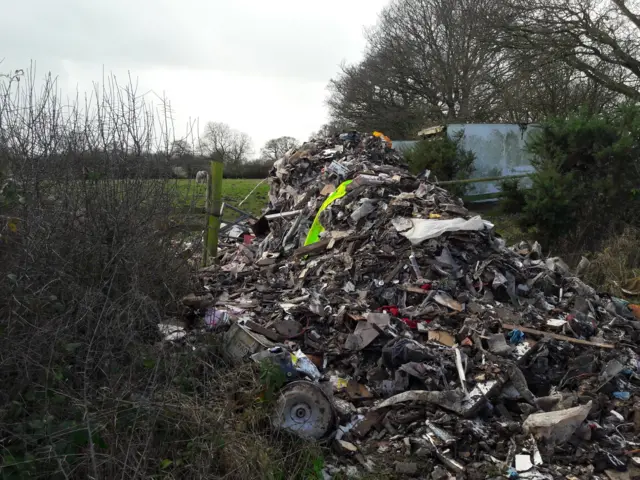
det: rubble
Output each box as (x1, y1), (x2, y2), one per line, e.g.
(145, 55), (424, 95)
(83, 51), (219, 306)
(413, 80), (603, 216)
(180, 132), (640, 478)
(522, 401), (593, 444)
(395, 461), (419, 475)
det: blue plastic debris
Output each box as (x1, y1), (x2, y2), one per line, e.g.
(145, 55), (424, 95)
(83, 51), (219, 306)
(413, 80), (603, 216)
(612, 296), (630, 308)
(613, 392), (631, 400)
(339, 132), (359, 143)
(509, 329), (525, 345)
(507, 467), (519, 479)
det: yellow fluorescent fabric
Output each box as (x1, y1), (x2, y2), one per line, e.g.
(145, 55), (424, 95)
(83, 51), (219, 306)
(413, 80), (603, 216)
(304, 179), (353, 246)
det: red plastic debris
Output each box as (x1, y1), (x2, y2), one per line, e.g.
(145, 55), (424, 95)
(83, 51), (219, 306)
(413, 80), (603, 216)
(401, 318), (418, 329)
(378, 305), (400, 317)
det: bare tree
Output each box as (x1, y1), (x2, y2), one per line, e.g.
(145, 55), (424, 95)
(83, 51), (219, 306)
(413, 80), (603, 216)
(495, 0), (640, 101)
(170, 139), (193, 157)
(311, 119), (356, 139)
(326, 0), (508, 135)
(260, 136), (300, 162)
(490, 50), (620, 122)
(328, 48), (432, 138)
(199, 121), (252, 166)
(366, 0), (506, 122)
(0, 65), (201, 479)
(326, 0), (619, 132)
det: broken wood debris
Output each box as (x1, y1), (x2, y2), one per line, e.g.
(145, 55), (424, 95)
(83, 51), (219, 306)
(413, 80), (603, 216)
(177, 131), (640, 479)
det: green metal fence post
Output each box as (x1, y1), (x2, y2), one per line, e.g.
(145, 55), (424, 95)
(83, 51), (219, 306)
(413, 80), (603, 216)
(205, 159), (224, 264)
(202, 175), (212, 267)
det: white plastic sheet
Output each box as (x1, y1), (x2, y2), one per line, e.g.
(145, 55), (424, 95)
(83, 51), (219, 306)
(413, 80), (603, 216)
(392, 215), (487, 245)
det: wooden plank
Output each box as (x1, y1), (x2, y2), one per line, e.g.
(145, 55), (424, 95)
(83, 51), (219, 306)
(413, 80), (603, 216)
(400, 285), (431, 294)
(293, 239), (332, 256)
(501, 323), (615, 349)
(244, 320), (282, 342)
(384, 262), (404, 284)
(292, 233), (369, 257)
(353, 410), (384, 438)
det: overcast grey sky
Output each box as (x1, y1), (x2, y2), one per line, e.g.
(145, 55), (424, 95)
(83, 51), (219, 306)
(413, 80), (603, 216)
(1, 0), (388, 155)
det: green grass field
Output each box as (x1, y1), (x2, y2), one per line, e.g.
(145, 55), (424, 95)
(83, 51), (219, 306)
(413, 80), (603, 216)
(172, 178), (526, 243)
(174, 178), (269, 220)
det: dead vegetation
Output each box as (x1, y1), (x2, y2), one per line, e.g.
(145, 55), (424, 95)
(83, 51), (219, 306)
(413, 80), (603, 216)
(0, 67), (322, 479)
(2, 58), (639, 478)
(583, 227), (640, 299)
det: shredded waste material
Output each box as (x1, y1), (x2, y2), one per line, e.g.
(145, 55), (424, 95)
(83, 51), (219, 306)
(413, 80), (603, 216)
(171, 132), (640, 479)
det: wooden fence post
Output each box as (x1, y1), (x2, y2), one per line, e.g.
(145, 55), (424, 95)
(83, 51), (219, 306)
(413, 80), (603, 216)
(203, 159), (224, 265)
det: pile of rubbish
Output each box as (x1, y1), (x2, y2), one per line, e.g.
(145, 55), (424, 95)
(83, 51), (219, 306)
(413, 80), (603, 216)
(177, 132), (640, 479)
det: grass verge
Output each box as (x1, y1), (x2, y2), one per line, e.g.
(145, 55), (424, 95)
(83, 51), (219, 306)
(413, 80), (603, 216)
(175, 179), (269, 220)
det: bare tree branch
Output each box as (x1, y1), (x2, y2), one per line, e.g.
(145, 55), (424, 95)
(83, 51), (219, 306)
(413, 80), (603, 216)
(495, 0), (640, 100)
(199, 121), (253, 165)
(260, 136), (299, 162)
(326, 0), (616, 131)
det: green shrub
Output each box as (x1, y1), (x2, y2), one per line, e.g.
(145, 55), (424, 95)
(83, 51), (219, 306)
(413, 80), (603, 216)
(517, 105), (640, 250)
(404, 132), (475, 197)
(499, 177), (527, 214)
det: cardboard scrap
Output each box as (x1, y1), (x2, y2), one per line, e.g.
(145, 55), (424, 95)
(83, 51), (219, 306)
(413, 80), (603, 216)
(321, 183), (337, 196)
(274, 319), (303, 337)
(428, 330), (456, 347)
(346, 380), (373, 400)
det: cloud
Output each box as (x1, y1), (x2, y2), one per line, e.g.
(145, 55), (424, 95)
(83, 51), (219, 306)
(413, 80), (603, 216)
(1, 0), (389, 151)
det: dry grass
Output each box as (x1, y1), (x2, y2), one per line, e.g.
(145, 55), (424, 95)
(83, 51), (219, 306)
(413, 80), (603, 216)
(583, 226), (640, 298)
(112, 340), (327, 480)
(175, 178), (269, 220)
